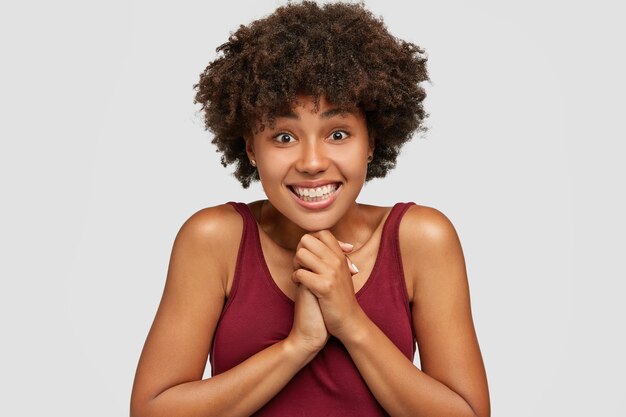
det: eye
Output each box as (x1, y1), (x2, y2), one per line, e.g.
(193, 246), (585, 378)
(329, 130), (349, 141)
(273, 132), (296, 144)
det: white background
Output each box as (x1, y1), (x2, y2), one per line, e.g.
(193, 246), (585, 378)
(1, 0), (624, 415)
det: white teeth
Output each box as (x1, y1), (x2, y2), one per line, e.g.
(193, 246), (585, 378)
(292, 183), (339, 201)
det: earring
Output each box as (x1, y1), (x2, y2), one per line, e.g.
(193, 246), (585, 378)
(367, 155), (373, 163)
(250, 159), (257, 167)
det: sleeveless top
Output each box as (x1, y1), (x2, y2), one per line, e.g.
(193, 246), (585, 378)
(210, 201), (417, 416)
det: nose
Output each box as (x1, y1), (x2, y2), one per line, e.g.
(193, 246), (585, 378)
(295, 140), (330, 175)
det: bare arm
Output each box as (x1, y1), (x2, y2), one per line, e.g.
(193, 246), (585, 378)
(339, 206), (490, 417)
(292, 205), (490, 417)
(130, 205), (326, 417)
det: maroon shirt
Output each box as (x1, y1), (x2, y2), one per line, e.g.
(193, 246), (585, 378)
(210, 201), (416, 416)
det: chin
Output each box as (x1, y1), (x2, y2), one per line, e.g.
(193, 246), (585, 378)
(296, 218), (337, 233)
(288, 205), (349, 232)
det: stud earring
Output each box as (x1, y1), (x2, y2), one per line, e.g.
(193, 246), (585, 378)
(250, 159), (257, 167)
(367, 155), (373, 163)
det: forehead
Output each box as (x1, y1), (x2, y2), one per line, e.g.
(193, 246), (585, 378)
(274, 95), (363, 121)
(249, 94), (366, 134)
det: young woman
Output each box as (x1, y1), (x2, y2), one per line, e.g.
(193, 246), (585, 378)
(130, 2), (490, 416)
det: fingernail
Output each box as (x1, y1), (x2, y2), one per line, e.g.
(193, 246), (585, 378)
(345, 257), (354, 273)
(346, 257), (359, 274)
(339, 241), (354, 251)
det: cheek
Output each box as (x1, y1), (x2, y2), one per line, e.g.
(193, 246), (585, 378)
(335, 149), (369, 174)
(255, 153), (294, 194)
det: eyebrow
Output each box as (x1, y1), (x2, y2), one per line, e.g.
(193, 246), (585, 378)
(275, 108), (347, 120)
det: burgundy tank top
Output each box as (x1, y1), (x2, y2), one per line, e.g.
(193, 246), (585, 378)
(211, 201), (416, 416)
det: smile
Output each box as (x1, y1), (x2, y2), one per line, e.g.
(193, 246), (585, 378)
(290, 183), (340, 201)
(288, 183), (342, 209)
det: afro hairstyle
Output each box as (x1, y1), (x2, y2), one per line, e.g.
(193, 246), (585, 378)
(194, 1), (430, 188)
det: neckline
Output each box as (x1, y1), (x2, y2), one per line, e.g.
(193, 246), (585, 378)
(242, 202), (401, 305)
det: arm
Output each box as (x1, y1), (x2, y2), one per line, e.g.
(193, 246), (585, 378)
(130, 205), (327, 417)
(293, 206), (490, 417)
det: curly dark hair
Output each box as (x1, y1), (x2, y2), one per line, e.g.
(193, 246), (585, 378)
(193, 1), (429, 188)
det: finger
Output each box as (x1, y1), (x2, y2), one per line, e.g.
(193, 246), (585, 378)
(299, 235), (347, 275)
(292, 268), (327, 297)
(309, 230), (345, 257)
(337, 240), (354, 253)
(293, 246), (325, 274)
(292, 246), (309, 271)
(307, 233), (357, 273)
(291, 270), (300, 284)
(345, 256), (359, 275)
(299, 233), (339, 263)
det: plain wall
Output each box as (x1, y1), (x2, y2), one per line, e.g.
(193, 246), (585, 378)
(1, 0), (624, 415)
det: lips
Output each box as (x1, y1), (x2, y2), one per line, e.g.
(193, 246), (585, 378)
(287, 182), (342, 209)
(289, 183), (341, 200)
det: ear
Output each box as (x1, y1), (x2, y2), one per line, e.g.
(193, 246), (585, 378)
(244, 133), (255, 162)
(368, 133), (375, 158)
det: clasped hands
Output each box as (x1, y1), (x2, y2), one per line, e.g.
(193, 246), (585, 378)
(289, 230), (365, 354)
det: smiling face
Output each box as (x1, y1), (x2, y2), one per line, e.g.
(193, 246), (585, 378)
(245, 95), (374, 232)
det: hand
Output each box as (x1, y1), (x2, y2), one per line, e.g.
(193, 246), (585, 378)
(287, 283), (329, 355)
(292, 231), (364, 341)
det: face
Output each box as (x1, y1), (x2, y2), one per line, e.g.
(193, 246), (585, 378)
(245, 95), (374, 231)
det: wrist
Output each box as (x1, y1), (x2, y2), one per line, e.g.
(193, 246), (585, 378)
(283, 334), (323, 366)
(333, 308), (371, 347)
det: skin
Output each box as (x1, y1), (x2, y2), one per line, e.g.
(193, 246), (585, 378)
(130, 95), (490, 417)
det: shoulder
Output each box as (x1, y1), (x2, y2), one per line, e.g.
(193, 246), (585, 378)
(398, 204), (465, 301)
(171, 203), (244, 292)
(179, 202), (243, 237)
(398, 204), (460, 248)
